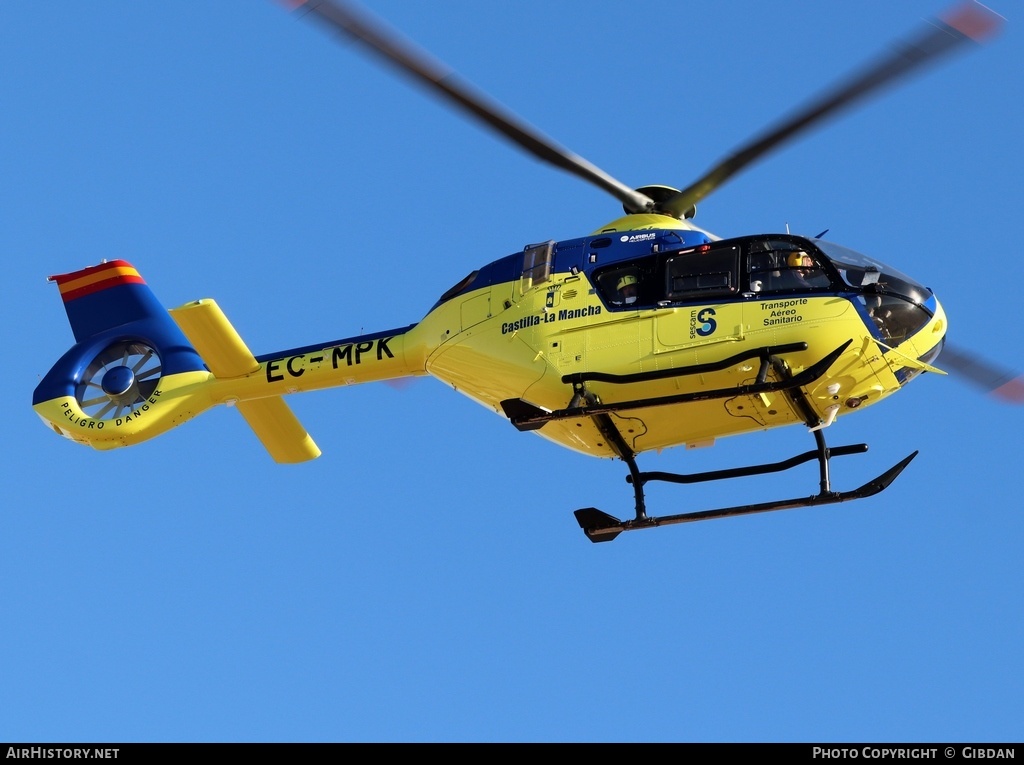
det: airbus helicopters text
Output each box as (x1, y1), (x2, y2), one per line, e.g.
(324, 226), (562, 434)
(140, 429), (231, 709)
(33, 1), (1022, 542)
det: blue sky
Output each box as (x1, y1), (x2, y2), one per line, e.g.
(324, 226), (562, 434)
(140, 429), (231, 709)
(3, 0), (1022, 743)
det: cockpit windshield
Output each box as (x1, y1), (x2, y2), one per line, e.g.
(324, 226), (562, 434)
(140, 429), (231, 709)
(813, 239), (931, 305)
(813, 239), (935, 345)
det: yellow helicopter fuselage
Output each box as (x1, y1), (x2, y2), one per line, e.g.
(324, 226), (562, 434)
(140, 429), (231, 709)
(32, 215), (946, 467)
(418, 216), (946, 458)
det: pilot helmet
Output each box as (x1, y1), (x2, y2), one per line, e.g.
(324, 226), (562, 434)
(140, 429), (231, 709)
(616, 274), (639, 291)
(788, 251), (811, 268)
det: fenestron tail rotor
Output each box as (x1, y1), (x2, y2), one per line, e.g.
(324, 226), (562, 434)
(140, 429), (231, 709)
(75, 341), (163, 420)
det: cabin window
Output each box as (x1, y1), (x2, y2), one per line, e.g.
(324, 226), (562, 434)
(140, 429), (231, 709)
(748, 242), (831, 294)
(437, 270), (479, 304)
(593, 245), (740, 309)
(599, 267), (643, 307)
(663, 245), (740, 301)
(520, 240), (554, 294)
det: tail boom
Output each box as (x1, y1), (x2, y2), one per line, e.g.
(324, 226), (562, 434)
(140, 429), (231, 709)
(34, 261), (425, 461)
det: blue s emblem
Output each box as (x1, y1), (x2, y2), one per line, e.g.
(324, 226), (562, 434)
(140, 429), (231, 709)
(696, 308), (717, 337)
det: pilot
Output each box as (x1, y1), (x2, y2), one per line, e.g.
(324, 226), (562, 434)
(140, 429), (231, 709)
(786, 250), (826, 288)
(614, 274), (639, 305)
(788, 250), (814, 270)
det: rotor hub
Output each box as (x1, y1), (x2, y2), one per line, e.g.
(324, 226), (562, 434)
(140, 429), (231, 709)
(100, 365), (137, 403)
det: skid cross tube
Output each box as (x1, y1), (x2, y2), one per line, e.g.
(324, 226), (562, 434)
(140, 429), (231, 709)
(502, 341), (851, 430)
(561, 342), (808, 387)
(632, 441), (869, 489)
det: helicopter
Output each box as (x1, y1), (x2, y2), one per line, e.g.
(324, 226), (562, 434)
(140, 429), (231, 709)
(32, 0), (1023, 543)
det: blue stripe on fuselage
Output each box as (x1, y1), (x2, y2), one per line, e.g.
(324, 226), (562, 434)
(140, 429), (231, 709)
(428, 230), (712, 309)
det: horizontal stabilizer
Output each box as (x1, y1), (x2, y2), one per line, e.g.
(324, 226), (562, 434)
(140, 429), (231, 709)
(236, 397), (321, 463)
(170, 298), (320, 462)
(169, 299), (261, 378)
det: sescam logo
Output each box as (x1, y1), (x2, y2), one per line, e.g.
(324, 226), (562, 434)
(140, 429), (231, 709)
(689, 307), (717, 339)
(620, 233), (656, 243)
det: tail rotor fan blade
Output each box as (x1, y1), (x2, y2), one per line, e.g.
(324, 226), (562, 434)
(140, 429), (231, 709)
(75, 341), (164, 420)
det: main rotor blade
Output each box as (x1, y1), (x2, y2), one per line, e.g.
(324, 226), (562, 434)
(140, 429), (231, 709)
(939, 344), (1024, 404)
(283, 0), (655, 213)
(656, 1), (1003, 219)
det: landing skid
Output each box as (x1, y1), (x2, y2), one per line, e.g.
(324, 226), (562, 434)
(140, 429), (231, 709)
(575, 433), (918, 543)
(498, 339), (918, 542)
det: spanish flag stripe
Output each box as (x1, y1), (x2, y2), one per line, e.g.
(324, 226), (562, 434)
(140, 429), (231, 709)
(55, 264), (140, 293)
(49, 261), (145, 303)
(59, 274), (147, 303)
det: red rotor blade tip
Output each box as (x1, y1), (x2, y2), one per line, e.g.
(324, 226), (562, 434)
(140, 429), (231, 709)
(941, 2), (1005, 42)
(992, 376), (1024, 405)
